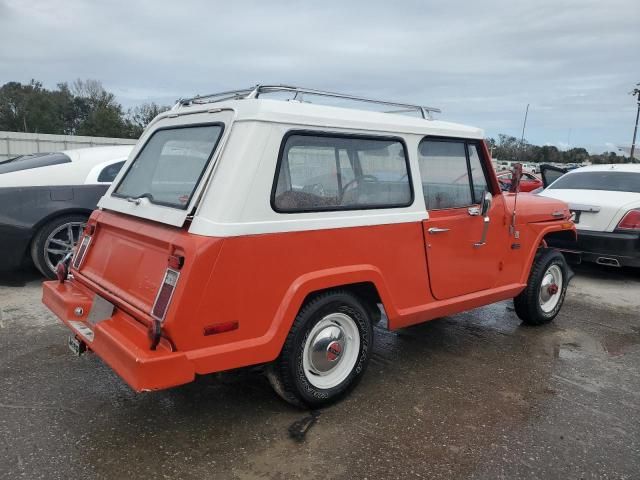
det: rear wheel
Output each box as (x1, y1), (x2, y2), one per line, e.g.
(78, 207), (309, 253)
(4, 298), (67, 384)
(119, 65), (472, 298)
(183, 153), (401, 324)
(266, 290), (373, 408)
(514, 249), (568, 325)
(31, 214), (87, 279)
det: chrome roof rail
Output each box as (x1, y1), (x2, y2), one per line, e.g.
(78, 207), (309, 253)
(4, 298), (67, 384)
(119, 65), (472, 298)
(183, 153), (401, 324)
(178, 84), (441, 119)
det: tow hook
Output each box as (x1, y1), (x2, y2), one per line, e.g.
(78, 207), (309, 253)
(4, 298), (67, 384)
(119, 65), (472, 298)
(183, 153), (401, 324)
(149, 319), (162, 350)
(55, 252), (73, 283)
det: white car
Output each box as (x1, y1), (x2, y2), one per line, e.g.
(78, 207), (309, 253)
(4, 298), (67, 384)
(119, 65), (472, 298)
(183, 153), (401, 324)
(539, 164), (640, 267)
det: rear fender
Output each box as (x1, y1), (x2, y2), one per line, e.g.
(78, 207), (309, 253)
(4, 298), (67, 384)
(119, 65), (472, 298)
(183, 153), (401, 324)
(267, 265), (396, 356)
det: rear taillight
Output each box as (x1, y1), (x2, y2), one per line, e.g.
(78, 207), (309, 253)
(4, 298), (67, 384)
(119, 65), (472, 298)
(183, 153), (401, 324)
(616, 209), (640, 231)
(72, 234), (92, 270)
(151, 269), (180, 322)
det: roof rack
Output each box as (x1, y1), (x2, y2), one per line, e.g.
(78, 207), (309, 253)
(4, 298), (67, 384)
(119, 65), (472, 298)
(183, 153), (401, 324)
(177, 84), (441, 120)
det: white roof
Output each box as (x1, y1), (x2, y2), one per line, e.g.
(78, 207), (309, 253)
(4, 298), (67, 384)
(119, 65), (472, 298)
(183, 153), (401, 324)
(165, 98), (484, 139)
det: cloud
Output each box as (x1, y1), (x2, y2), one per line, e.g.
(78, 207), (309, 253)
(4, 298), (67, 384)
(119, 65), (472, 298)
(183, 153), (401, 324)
(0, 0), (638, 152)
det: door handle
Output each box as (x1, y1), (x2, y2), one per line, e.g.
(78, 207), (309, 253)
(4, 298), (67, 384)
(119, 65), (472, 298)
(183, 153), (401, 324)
(428, 227), (450, 234)
(474, 216), (490, 248)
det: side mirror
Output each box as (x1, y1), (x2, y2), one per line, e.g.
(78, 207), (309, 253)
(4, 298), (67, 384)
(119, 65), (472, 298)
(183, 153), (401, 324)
(509, 163), (523, 193)
(481, 191), (493, 216)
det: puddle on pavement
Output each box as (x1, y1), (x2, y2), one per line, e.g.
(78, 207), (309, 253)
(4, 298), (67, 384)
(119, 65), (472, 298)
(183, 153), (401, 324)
(600, 332), (640, 357)
(556, 342), (585, 360)
(552, 329), (640, 360)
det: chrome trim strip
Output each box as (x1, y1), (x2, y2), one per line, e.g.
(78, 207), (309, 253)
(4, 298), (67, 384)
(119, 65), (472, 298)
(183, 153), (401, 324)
(568, 203), (601, 213)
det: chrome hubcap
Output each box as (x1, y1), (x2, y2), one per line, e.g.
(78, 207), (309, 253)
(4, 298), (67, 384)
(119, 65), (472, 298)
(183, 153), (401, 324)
(539, 264), (563, 313)
(302, 313), (360, 389)
(44, 222), (85, 274)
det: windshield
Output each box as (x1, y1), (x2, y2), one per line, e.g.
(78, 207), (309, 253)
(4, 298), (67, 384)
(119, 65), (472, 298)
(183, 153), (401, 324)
(113, 124), (224, 209)
(549, 171), (640, 193)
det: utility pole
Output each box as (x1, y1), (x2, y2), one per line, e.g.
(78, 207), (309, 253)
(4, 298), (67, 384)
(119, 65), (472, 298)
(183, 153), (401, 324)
(630, 84), (640, 162)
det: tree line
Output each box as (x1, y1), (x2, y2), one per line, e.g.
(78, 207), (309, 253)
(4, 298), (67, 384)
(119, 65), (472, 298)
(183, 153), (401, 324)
(0, 79), (169, 139)
(0, 80), (633, 164)
(486, 134), (631, 165)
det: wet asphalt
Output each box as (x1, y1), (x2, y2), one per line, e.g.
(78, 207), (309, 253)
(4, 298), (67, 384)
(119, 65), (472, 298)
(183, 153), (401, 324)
(0, 265), (639, 479)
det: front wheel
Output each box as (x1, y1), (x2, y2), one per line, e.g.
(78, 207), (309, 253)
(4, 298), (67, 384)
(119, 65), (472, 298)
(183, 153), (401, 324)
(514, 249), (569, 325)
(266, 290), (373, 408)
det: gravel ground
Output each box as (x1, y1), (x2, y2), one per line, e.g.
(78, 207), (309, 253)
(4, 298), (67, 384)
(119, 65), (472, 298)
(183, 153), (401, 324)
(0, 263), (639, 479)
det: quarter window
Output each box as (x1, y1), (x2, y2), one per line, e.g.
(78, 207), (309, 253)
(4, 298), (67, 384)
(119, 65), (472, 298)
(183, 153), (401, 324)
(97, 161), (125, 183)
(273, 134), (412, 212)
(418, 139), (489, 210)
(468, 144), (488, 200)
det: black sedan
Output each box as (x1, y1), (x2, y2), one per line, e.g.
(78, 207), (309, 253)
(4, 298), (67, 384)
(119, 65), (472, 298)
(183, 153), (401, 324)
(0, 145), (132, 278)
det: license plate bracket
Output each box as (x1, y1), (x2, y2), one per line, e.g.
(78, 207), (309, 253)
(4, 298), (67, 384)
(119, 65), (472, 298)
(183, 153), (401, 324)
(570, 210), (581, 224)
(68, 335), (87, 356)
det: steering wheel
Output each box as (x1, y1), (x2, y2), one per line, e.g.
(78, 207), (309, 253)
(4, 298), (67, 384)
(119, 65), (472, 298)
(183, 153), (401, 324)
(340, 174), (378, 202)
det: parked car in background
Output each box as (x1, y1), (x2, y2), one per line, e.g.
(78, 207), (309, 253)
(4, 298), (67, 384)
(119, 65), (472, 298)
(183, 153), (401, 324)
(497, 170), (543, 192)
(0, 145), (133, 278)
(539, 164), (640, 267)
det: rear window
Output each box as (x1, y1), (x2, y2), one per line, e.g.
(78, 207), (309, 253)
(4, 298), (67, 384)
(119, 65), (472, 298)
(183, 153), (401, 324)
(549, 171), (640, 193)
(0, 152), (70, 174)
(113, 124), (224, 209)
(273, 133), (412, 212)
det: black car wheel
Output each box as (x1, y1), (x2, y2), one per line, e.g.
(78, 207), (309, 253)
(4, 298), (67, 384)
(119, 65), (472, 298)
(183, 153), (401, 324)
(266, 290), (373, 408)
(31, 214), (88, 279)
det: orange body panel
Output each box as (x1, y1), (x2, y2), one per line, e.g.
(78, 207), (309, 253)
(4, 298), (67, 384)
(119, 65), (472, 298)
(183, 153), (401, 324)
(43, 188), (574, 392)
(41, 138), (574, 392)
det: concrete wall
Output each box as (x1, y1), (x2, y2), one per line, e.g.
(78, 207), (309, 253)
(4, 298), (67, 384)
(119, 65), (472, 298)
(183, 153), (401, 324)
(0, 131), (137, 161)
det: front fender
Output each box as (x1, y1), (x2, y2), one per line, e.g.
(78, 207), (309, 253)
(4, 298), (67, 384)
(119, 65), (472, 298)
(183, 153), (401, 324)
(520, 220), (576, 284)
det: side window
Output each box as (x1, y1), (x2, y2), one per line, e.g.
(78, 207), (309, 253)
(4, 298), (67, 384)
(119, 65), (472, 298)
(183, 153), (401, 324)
(287, 145), (339, 198)
(273, 134), (412, 212)
(97, 161), (125, 183)
(467, 144), (488, 200)
(418, 139), (488, 210)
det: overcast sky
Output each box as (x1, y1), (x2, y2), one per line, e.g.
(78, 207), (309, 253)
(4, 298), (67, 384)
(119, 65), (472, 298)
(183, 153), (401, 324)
(1, 0), (638, 152)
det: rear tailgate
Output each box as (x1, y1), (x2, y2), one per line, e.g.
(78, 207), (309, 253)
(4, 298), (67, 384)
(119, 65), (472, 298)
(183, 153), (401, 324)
(75, 210), (185, 317)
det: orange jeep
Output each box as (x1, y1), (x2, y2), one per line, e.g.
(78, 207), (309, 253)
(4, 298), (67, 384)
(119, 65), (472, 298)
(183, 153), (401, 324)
(43, 85), (576, 407)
